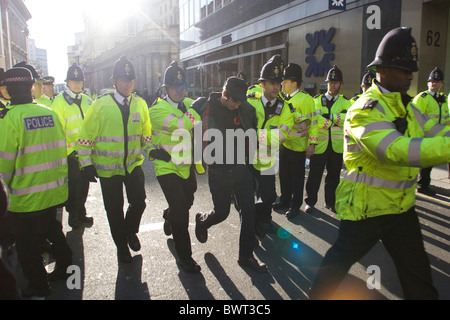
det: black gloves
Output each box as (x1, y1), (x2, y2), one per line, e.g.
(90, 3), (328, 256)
(149, 149), (171, 162)
(82, 165), (98, 182)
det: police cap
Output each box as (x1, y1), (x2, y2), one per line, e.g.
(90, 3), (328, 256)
(112, 55), (136, 81)
(283, 63), (303, 83)
(259, 55), (284, 83)
(326, 65), (343, 82)
(367, 27), (418, 72)
(4, 67), (35, 87)
(13, 61), (40, 80)
(66, 64), (85, 82)
(163, 61), (188, 88)
(43, 76), (55, 85)
(427, 67), (444, 82)
(361, 70), (375, 87)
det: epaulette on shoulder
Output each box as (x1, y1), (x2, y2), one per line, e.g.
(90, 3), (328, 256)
(247, 92), (261, 99)
(248, 85), (257, 90)
(314, 94), (321, 99)
(0, 107), (10, 119)
(421, 92), (428, 98)
(343, 95), (349, 100)
(361, 99), (378, 110)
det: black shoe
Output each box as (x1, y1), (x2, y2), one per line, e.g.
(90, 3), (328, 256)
(324, 204), (336, 213)
(417, 187), (436, 196)
(79, 215), (94, 225)
(21, 285), (51, 298)
(68, 217), (80, 229)
(163, 209), (172, 236)
(127, 234), (141, 252)
(47, 266), (69, 282)
(238, 256), (268, 273)
(305, 205), (315, 213)
(195, 212), (208, 243)
(117, 247), (132, 263)
(178, 257), (201, 273)
(285, 208), (300, 219)
(272, 200), (289, 210)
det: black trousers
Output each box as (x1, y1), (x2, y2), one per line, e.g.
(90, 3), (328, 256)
(203, 165), (256, 258)
(253, 168), (277, 224)
(66, 154), (90, 223)
(309, 208), (438, 300)
(417, 167), (432, 188)
(13, 208), (72, 291)
(157, 167), (197, 260)
(279, 146), (306, 210)
(99, 166), (146, 250)
(305, 143), (343, 208)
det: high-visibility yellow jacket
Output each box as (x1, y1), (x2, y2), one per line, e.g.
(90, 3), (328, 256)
(51, 91), (93, 155)
(283, 91), (318, 152)
(336, 82), (450, 221)
(0, 103), (68, 213)
(314, 94), (351, 154)
(412, 91), (449, 126)
(77, 93), (152, 178)
(149, 97), (201, 179)
(35, 96), (52, 108)
(247, 95), (294, 172)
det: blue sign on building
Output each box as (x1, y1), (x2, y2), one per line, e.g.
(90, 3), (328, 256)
(329, 0), (346, 11)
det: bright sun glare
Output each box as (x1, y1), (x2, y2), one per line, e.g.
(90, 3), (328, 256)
(85, 0), (144, 29)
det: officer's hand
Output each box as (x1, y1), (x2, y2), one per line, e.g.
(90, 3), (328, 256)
(297, 121), (309, 138)
(322, 113), (331, 120)
(82, 165), (98, 183)
(149, 149), (171, 162)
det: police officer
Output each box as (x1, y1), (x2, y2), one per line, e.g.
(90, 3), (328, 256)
(247, 55), (295, 238)
(149, 61), (203, 273)
(350, 70), (375, 105)
(304, 65), (351, 213)
(309, 27), (449, 300)
(413, 67), (449, 196)
(77, 55), (152, 263)
(273, 63), (318, 218)
(194, 77), (267, 272)
(52, 64), (94, 229)
(0, 67), (72, 298)
(12, 61), (49, 107)
(42, 76), (55, 102)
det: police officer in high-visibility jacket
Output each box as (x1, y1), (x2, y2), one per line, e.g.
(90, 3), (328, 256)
(273, 63), (318, 219)
(0, 67), (72, 298)
(0, 68), (10, 110)
(304, 65), (351, 213)
(247, 55), (295, 238)
(77, 55), (152, 263)
(350, 70), (375, 105)
(309, 27), (449, 300)
(413, 67), (449, 196)
(52, 64), (94, 229)
(149, 61), (203, 273)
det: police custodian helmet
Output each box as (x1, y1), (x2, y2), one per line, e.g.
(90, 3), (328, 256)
(367, 27), (418, 72)
(427, 67), (444, 82)
(325, 65), (343, 82)
(283, 63), (303, 83)
(163, 61), (188, 88)
(259, 55), (284, 83)
(66, 64), (85, 82)
(112, 55), (136, 81)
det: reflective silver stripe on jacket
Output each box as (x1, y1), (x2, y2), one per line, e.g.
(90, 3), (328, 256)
(343, 171), (417, 190)
(10, 177), (67, 196)
(0, 150), (16, 160)
(17, 140), (66, 157)
(14, 158), (67, 177)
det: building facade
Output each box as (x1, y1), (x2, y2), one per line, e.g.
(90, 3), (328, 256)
(179, 0), (450, 98)
(0, 0), (31, 70)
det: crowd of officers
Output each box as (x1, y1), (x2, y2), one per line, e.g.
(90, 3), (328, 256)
(0, 26), (449, 300)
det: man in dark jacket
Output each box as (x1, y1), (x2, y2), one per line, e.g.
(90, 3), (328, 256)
(195, 77), (267, 272)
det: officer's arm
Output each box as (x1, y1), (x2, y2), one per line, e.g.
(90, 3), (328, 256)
(347, 106), (450, 168)
(305, 95), (319, 146)
(0, 119), (18, 186)
(77, 103), (100, 168)
(139, 100), (153, 158)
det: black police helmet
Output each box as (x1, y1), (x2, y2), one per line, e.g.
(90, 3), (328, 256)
(367, 27), (418, 72)
(4, 67), (35, 87)
(283, 63), (303, 83)
(259, 55), (284, 83)
(427, 67), (444, 82)
(326, 65), (343, 82)
(163, 61), (188, 88)
(13, 61), (40, 80)
(111, 55), (136, 81)
(66, 64), (85, 82)
(361, 70), (375, 87)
